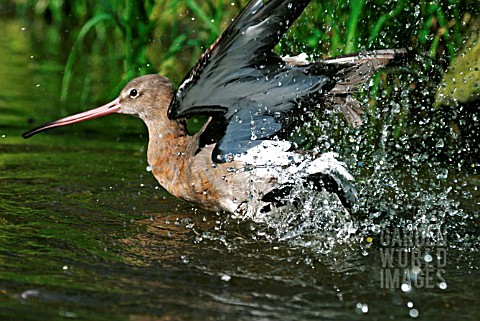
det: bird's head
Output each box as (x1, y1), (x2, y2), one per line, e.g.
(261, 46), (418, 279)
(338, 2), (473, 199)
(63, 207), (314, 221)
(22, 74), (174, 138)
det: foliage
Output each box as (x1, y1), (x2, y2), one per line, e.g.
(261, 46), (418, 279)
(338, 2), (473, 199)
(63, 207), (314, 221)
(17, 0), (477, 86)
(16, 0), (250, 100)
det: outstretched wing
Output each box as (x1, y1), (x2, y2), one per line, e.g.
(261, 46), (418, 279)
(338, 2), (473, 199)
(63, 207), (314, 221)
(168, 0), (408, 162)
(169, 0), (311, 116)
(168, 0), (313, 162)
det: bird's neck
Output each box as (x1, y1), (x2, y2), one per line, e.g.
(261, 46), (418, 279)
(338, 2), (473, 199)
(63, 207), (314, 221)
(143, 116), (198, 198)
(144, 115), (191, 162)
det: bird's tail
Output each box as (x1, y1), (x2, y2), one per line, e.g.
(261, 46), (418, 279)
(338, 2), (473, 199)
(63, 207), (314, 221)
(323, 49), (409, 126)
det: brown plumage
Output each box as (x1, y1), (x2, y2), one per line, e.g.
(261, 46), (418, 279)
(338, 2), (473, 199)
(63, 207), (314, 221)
(22, 0), (408, 216)
(115, 76), (254, 213)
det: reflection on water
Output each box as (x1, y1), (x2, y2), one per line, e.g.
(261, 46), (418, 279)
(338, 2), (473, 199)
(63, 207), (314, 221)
(1, 10), (479, 321)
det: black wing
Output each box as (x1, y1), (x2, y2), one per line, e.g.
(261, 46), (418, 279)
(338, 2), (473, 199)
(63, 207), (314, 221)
(168, 0), (316, 162)
(168, 0), (407, 162)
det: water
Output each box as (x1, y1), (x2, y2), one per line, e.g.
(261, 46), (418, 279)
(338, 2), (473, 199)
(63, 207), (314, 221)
(1, 11), (479, 321)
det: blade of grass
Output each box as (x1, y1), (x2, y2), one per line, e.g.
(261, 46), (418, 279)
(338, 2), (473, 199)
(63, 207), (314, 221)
(324, 3), (342, 55)
(368, 0), (406, 46)
(345, 0), (365, 53)
(185, 0), (220, 35)
(60, 13), (116, 106)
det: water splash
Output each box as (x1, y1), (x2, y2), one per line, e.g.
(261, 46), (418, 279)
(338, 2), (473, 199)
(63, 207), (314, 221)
(211, 52), (478, 257)
(252, 181), (358, 253)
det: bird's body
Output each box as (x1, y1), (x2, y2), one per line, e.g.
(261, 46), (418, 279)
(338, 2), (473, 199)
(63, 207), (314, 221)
(23, 0), (406, 217)
(123, 75), (354, 217)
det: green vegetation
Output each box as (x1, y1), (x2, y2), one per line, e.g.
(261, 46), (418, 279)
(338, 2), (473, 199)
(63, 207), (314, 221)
(15, 0), (250, 101)
(15, 0), (477, 93)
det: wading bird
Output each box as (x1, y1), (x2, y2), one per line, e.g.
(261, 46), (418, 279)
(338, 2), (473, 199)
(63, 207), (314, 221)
(23, 0), (406, 218)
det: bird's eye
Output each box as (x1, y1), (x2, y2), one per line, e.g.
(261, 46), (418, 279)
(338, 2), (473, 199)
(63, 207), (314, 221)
(129, 89), (139, 98)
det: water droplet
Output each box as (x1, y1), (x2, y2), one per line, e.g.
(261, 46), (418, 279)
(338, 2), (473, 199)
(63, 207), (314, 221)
(401, 283), (411, 292)
(355, 303), (369, 314)
(435, 139), (444, 149)
(59, 311), (77, 318)
(409, 308), (419, 318)
(221, 274), (231, 282)
(436, 168), (449, 180)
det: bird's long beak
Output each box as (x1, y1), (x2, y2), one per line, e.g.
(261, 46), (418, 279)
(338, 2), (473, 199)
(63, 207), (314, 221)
(22, 98), (121, 139)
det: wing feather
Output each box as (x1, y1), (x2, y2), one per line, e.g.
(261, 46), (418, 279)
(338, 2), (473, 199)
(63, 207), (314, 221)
(168, 0), (408, 162)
